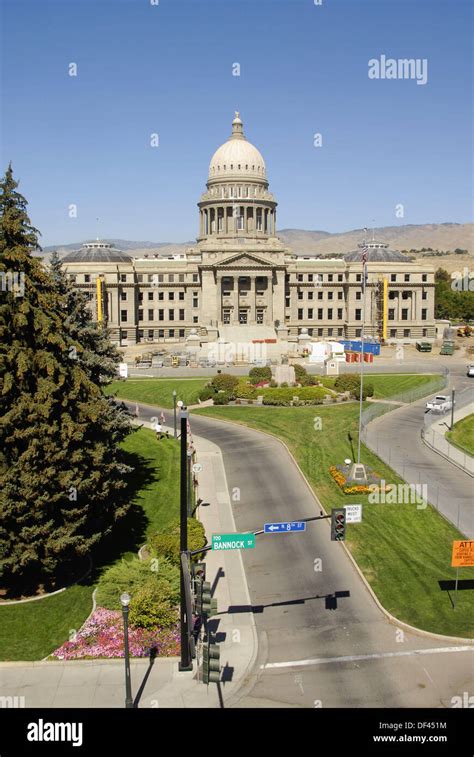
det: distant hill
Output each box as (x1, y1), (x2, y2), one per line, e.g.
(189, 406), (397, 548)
(41, 223), (473, 264)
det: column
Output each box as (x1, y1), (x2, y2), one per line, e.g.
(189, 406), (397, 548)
(248, 274), (256, 324)
(232, 276), (238, 323)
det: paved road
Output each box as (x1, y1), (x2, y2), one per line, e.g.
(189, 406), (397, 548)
(132, 401), (473, 709)
(365, 365), (474, 537)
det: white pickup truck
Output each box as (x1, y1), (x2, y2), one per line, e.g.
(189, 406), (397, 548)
(425, 394), (455, 413)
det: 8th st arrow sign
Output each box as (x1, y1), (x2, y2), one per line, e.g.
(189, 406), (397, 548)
(264, 521), (306, 534)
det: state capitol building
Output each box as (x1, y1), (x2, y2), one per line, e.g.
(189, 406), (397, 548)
(62, 113), (436, 346)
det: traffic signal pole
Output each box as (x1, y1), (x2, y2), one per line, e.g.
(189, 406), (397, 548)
(179, 407), (192, 672)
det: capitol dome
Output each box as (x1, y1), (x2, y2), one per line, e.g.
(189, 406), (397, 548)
(208, 112), (267, 183)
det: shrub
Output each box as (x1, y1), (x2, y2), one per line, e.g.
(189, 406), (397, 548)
(354, 382), (374, 400)
(249, 366), (272, 384)
(210, 373), (239, 392)
(235, 381), (258, 400)
(293, 363), (308, 381)
(129, 582), (178, 630)
(96, 557), (180, 611)
(280, 381), (288, 387)
(213, 391), (233, 405)
(269, 379), (277, 388)
(149, 518), (207, 565)
(334, 373), (360, 393)
(198, 386), (216, 401)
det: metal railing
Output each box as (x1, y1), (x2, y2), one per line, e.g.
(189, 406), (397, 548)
(421, 387), (474, 476)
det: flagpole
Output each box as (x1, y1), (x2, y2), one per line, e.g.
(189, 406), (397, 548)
(357, 239), (368, 465)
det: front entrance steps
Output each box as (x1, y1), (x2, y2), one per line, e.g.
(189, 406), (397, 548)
(217, 324), (277, 343)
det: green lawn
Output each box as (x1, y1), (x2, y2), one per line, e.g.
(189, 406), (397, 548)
(366, 373), (445, 400)
(106, 378), (208, 408)
(0, 427), (180, 660)
(193, 404), (473, 638)
(446, 414), (474, 457)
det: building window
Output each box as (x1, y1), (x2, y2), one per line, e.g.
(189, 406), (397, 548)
(422, 328), (428, 337)
(389, 291), (396, 299)
(308, 308), (313, 319)
(120, 310), (128, 322)
(317, 328), (323, 336)
(404, 274), (410, 282)
(148, 329), (154, 338)
(318, 308), (323, 319)
(328, 308), (333, 320)
(169, 329), (175, 338)
(193, 316), (198, 323)
(391, 274), (397, 282)
(297, 274), (303, 282)
(403, 328), (410, 337)
(169, 309), (174, 321)
(328, 274), (333, 282)
(355, 308), (361, 320)
(121, 292), (127, 301)
(356, 291), (361, 300)
(356, 274), (361, 282)
(285, 297), (290, 307)
(148, 292), (154, 301)
(138, 293), (143, 303)
(179, 329), (185, 337)
(84, 274), (91, 283)
(401, 309), (408, 320)
(158, 329), (164, 338)
(137, 274), (143, 283)
(328, 327), (333, 336)
(147, 275), (154, 283)
(337, 327), (343, 336)
(402, 291), (410, 299)
(169, 274), (174, 283)
(298, 290), (303, 300)
(120, 274), (127, 283)
(138, 309), (143, 321)
(179, 291), (185, 300)
(338, 291), (343, 300)
(388, 308), (395, 320)
(120, 329), (127, 339)
(422, 291), (427, 300)
(355, 328), (362, 337)
(328, 291), (333, 300)
(169, 292), (174, 300)
(338, 274), (343, 282)
(421, 309), (427, 320)
(318, 291), (323, 300)
(138, 330), (144, 339)
(158, 309), (164, 321)
(422, 274), (427, 282)
(308, 274), (313, 282)
(193, 274), (198, 282)
(158, 274), (164, 283)
(297, 308), (303, 320)
(179, 309), (185, 321)
(390, 328), (397, 338)
(337, 308), (343, 320)
(69, 274), (77, 283)
(193, 297), (198, 307)
(179, 274), (184, 282)
(148, 309), (153, 320)
(158, 291), (164, 301)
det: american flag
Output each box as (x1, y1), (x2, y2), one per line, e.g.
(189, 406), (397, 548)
(361, 245), (368, 264)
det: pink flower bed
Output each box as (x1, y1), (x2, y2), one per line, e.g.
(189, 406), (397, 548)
(52, 607), (180, 660)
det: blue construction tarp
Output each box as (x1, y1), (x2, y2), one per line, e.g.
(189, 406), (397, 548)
(339, 340), (381, 355)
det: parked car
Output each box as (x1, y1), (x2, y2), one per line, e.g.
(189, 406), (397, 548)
(425, 394), (455, 413)
(416, 341), (432, 352)
(440, 341), (455, 355)
(467, 364), (474, 377)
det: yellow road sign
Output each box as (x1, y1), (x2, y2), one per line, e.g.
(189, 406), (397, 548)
(451, 540), (474, 568)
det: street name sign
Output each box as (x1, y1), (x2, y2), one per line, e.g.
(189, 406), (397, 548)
(212, 533), (256, 551)
(264, 521), (306, 534)
(451, 540), (474, 568)
(344, 504), (363, 524)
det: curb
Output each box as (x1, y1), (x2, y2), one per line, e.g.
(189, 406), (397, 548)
(191, 409), (474, 646)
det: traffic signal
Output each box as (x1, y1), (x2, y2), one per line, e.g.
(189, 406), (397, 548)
(331, 508), (346, 541)
(202, 637), (221, 684)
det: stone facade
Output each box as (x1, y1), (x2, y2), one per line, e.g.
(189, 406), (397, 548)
(62, 113), (436, 346)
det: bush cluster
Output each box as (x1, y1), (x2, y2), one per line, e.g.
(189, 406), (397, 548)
(149, 518), (207, 565)
(210, 373), (239, 392)
(248, 366), (272, 384)
(129, 582), (178, 630)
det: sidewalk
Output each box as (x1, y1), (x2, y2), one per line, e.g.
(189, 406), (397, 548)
(422, 400), (474, 476)
(0, 423), (258, 708)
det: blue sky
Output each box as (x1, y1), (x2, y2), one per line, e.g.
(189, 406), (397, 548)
(1, 0), (472, 246)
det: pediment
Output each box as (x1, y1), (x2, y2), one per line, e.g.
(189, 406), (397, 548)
(216, 252), (274, 268)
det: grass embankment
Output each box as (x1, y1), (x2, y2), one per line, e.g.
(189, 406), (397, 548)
(0, 428), (180, 660)
(446, 413), (474, 457)
(192, 402), (473, 638)
(105, 378), (208, 408)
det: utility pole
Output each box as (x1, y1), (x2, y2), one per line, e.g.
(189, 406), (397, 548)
(451, 388), (455, 430)
(173, 389), (177, 439)
(179, 406), (192, 671)
(357, 241), (368, 465)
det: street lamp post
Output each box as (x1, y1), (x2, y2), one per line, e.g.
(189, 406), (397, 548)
(187, 448), (193, 517)
(172, 390), (177, 439)
(179, 406), (192, 671)
(120, 592), (134, 708)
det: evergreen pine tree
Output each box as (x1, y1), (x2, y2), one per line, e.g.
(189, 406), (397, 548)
(0, 166), (133, 592)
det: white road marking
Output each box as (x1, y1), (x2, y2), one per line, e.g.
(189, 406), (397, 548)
(260, 646), (473, 670)
(423, 666), (434, 684)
